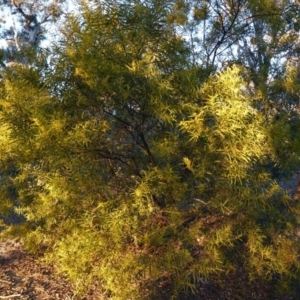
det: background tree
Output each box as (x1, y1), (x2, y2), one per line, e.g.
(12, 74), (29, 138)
(0, 0), (65, 67)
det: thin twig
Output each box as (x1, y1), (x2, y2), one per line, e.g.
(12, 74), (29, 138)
(193, 198), (208, 205)
(0, 295), (21, 299)
(0, 280), (11, 284)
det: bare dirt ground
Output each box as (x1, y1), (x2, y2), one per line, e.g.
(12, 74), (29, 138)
(0, 239), (103, 300)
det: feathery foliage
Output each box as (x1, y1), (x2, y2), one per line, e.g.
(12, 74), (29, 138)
(0, 0), (300, 299)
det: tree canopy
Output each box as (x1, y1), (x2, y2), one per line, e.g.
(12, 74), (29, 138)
(0, 0), (300, 299)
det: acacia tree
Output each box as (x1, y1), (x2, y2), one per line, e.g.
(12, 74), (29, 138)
(183, 0), (300, 172)
(0, 0), (300, 299)
(0, 0), (65, 221)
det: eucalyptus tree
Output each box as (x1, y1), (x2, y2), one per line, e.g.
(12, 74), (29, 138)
(0, 0), (65, 66)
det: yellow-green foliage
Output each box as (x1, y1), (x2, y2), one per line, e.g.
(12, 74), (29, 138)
(180, 66), (268, 183)
(0, 1), (300, 299)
